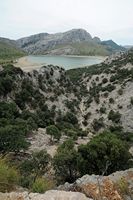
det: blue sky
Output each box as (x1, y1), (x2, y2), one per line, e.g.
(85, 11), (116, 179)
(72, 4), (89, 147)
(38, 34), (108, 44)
(0, 0), (133, 45)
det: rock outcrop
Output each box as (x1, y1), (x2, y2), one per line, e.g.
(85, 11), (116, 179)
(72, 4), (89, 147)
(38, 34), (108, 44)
(0, 190), (92, 200)
(59, 168), (133, 200)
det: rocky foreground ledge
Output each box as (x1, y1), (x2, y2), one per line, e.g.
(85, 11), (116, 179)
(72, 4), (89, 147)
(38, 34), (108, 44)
(59, 168), (133, 200)
(0, 190), (92, 200)
(0, 169), (133, 200)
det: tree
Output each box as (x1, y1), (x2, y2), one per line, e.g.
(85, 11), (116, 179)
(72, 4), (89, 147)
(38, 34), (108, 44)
(46, 125), (61, 141)
(78, 132), (131, 176)
(53, 139), (79, 183)
(20, 150), (51, 183)
(0, 125), (29, 154)
(0, 102), (19, 119)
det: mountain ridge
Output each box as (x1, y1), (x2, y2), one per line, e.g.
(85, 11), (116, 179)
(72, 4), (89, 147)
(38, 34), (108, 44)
(16, 29), (125, 56)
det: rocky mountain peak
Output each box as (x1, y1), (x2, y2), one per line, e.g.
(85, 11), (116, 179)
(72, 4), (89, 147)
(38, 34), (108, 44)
(62, 28), (92, 42)
(93, 36), (101, 43)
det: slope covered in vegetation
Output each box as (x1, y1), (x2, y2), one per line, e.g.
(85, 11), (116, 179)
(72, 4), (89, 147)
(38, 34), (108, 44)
(0, 38), (25, 64)
(0, 49), (133, 193)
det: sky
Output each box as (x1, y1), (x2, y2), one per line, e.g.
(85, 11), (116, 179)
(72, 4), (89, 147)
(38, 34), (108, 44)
(0, 0), (133, 45)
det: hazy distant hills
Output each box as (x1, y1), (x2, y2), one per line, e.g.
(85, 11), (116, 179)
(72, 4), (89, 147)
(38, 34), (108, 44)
(0, 37), (25, 62)
(17, 29), (125, 56)
(124, 45), (133, 49)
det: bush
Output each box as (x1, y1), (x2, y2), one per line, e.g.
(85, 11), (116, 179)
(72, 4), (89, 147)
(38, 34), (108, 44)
(53, 139), (79, 183)
(63, 112), (78, 125)
(92, 118), (104, 131)
(116, 177), (130, 196)
(32, 178), (55, 193)
(0, 125), (29, 154)
(102, 84), (116, 92)
(0, 101), (19, 119)
(102, 78), (108, 84)
(100, 106), (106, 114)
(130, 97), (133, 105)
(0, 158), (19, 192)
(78, 132), (131, 176)
(20, 150), (51, 183)
(109, 98), (115, 104)
(64, 129), (78, 140)
(118, 89), (123, 95)
(108, 110), (121, 123)
(46, 125), (61, 141)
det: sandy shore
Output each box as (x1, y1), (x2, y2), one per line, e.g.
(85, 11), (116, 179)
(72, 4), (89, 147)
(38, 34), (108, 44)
(14, 56), (45, 72)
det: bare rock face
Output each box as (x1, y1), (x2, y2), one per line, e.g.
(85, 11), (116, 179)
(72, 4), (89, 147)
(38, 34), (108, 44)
(0, 190), (92, 200)
(59, 168), (133, 200)
(17, 29), (92, 55)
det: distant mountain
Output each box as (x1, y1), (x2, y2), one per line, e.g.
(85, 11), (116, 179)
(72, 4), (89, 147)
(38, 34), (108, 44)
(101, 40), (125, 52)
(124, 45), (133, 49)
(17, 29), (126, 56)
(0, 37), (25, 62)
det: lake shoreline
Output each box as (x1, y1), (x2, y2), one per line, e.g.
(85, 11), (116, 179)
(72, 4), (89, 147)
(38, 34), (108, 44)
(30, 54), (106, 59)
(14, 55), (106, 72)
(14, 56), (45, 72)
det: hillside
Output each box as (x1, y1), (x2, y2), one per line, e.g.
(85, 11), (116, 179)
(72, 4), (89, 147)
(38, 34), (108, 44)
(0, 50), (133, 133)
(0, 49), (133, 196)
(67, 50), (133, 132)
(0, 37), (25, 63)
(17, 29), (125, 56)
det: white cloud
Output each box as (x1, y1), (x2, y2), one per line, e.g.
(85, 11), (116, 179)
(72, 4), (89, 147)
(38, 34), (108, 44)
(0, 0), (133, 44)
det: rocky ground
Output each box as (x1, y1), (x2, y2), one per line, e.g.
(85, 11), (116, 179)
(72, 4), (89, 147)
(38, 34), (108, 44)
(0, 191), (92, 200)
(59, 168), (133, 200)
(28, 128), (92, 157)
(1, 168), (133, 200)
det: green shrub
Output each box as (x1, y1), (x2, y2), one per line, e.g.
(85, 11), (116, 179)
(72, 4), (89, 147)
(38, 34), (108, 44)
(102, 78), (108, 84)
(130, 97), (133, 105)
(109, 97), (115, 104)
(64, 129), (78, 140)
(118, 89), (123, 95)
(46, 125), (61, 141)
(92, 118), (104, 131)
(20, 150), (51, 182)
(0, 158), (19, 192)
(53, 139), (79, 183)
(63, 112), (78, 125)
(103, 92), (109, 98)
(100, 106), (106, 114)
(116, 177), (130, 195)
(102, 84), (116, 92)
(0, 125), (29, 154)
(32, 178), (55, 193)
(78, 132), (131, 176)
(108, 110), (121, 123)
(0, 102), (19, 119)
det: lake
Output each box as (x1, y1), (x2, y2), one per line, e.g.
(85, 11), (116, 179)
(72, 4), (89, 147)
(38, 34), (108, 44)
(27, 55), (105, 70)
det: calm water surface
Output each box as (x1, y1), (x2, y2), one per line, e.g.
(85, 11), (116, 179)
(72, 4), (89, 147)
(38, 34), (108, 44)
(27, 55), (105, 70)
